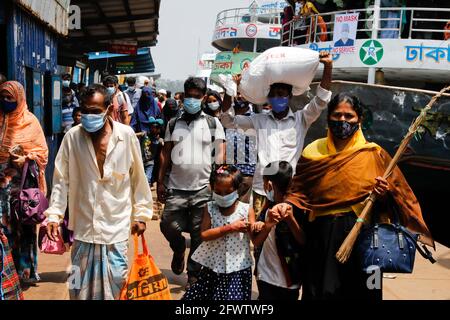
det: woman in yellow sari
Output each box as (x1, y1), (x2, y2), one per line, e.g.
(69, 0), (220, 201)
(271, 92), (433, 300)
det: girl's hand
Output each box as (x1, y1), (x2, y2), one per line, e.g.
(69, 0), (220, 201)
(280, 204), (295, 222)
(251, 221), (265, 233)
(230, 218), (249, 233)
(266, 209), (282, 228)
(373, 176), (389, 197)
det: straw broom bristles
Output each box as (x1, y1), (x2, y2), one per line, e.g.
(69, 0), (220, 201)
(335, 85), (450, 264)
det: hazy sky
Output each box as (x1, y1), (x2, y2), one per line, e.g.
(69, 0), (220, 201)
(152, 0), (255, 80)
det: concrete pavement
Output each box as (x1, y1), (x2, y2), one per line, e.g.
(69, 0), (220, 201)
(23, 220), (450, 300)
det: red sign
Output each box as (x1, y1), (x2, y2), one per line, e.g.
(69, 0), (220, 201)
(246, 24), (258, 37)
(109, 43), (138, 55)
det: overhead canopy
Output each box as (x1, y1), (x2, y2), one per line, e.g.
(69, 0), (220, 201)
(87, 47), (156, 75)
(59, 0), (160, 65)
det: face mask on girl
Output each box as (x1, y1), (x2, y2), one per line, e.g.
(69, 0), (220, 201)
(328, 120), (359, 140)
(265, 187), (275, 202)
(213, 191), (239, 208)
(208, 101), (221, 111)
(268, 97), (289, 113)
(0, 100), (18, 113)
(62, 80), (70, 88)
(81, 109), (108, 133)
(106, 87), (116, 96)
(183, 97), (202, 114)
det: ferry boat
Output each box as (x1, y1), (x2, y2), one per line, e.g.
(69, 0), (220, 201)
(210, 0), (450, 246)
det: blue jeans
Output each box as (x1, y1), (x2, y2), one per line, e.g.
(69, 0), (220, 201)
(144, 164), (154, 185)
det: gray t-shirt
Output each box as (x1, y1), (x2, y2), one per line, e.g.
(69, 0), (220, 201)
(165, 112), (225, 191)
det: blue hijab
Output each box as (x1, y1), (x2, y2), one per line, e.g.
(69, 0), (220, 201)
(131, 87), (162, 132)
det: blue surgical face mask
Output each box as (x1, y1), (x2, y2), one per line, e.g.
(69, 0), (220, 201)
(265, 188), (275, 203)
(183, 97), (202, 114)
(208, 101), (221, 111)
(213, 191), (239, 208)
(0, 100), (18, 113)
(81, 111), (107, 133)
(268, 97), (290, 113)
(62, 80), (70, 88)
(106, 87), (116, 96)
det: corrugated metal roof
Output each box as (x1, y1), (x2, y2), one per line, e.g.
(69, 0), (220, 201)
(60, 0), (160, 59)
(15, 0), (70, 35)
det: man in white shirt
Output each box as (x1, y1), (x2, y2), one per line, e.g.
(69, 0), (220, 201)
(220, 51), (333, 217)
(45, 84), (153, 300)
(157, 77), (226, 290)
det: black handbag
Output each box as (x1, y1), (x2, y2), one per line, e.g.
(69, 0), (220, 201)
(356, 202), (435, 273)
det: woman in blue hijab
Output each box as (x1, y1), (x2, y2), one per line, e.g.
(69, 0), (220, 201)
(131, 87), (162, 134)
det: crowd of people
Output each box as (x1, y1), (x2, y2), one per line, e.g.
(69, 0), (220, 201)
(282, 0), (450, 45)
(0, 50), (434, 301)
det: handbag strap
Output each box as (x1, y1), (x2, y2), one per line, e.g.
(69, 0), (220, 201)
(19, 160), (30, 192)
(397, 225), (436, 264)
(416, 243), (436, 264)
(133, 234), (149, 259)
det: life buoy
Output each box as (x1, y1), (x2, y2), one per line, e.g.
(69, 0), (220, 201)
(305, 15), (328, 43)
(317, 15), (327, 42)
(444, 21), (450, 40)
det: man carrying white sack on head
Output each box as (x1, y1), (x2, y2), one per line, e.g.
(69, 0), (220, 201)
(220, 50), (333, 217)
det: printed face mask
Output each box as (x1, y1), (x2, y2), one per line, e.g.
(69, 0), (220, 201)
(328, 120), (359, 140)
(213, 191), (239, 208)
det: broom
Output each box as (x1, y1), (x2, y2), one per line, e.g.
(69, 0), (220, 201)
(335, 85), (450, 264)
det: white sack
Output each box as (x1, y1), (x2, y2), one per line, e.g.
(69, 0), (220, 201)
(239, 47), (319, 104)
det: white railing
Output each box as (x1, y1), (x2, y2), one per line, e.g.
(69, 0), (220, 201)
(281, 7), (450, 47)
(215, 7), (283, 27)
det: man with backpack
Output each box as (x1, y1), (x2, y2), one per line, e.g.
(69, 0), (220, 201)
(157, 77), (226, 290)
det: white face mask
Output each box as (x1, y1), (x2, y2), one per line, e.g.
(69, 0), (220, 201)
(261, 109), (271, 114)
(208, 101), (221, 111)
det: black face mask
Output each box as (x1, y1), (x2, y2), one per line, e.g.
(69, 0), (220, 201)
(328, 120), (359, 139)
(234, 100), (249, 109)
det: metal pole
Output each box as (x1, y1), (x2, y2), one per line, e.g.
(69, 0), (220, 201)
(408, 9), (414, 39)
(253, 37), (258, 53)
(368, 0), (380, 84)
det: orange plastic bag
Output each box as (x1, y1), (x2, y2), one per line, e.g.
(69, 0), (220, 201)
(120, 235), (172, 300)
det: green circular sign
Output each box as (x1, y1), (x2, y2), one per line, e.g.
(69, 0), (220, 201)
(359, 40), (384, 65)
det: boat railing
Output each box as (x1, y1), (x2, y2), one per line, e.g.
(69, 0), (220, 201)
(215, 7), (282, 27)
(281, 7), (450, 47)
